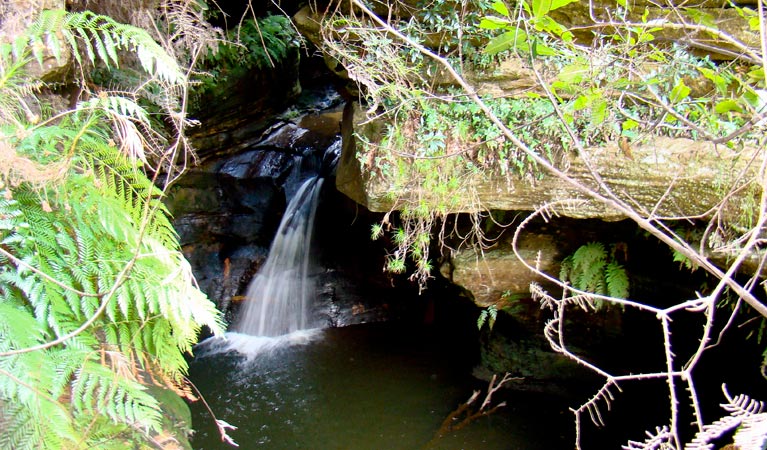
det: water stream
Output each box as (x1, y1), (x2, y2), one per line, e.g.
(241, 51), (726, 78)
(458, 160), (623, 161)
(232, 174), (323, 336)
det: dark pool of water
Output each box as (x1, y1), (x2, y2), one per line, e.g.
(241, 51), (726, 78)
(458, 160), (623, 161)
(188, 322), (573, 449)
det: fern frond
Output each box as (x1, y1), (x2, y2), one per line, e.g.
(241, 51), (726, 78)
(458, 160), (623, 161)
(530, 282), (557, 310)
(723, 387), (765, 417)
(622, 426), (673, 450)
(0, 403), (45, 450)
(0, 302), (43, 351)
(605, 262), (630, 299)
(577, 379), (621, 428)
(560, 242), (630, 301)
(77, 94), (150, 125)
(72, 360), (162, 430)
(0, 8), (222, 448)
(22, 10), (184, 84)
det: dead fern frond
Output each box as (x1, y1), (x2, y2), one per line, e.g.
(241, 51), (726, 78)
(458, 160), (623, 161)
(158, 0), (222, 56)
(574, 379), (622, 428)
(684, 386), (767, 450)
(722, 385), (766, 417)
(564, 292), (600, 312)
(0, 139), (68, 187)
(530, 282), (557, 310)
(622, 426), (674, 450)
(684, 415), (741, 450)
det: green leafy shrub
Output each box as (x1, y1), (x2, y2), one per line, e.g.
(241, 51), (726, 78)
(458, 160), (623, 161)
(0, 9), (223, 449)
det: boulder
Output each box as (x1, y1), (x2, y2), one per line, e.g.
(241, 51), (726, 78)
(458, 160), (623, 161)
(443, 232), (560, 308)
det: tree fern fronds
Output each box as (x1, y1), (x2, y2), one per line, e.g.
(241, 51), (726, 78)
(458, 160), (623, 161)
(0, 45), (41, 126)
(0, 362), (76, 447)
(0, 403), (45, 450)
(0, 301), (43, 351)
(77, 94), (151, 125)
(20, 10), (185, 84)
(159, 0), (222, 56)
(71, 360), (162, 430)
(0, 8), (223, 448)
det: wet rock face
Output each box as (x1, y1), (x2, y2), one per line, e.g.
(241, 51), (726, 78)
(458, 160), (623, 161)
(475, 306), (624, 394)
(168, 80), (345, 315)
(166, 146), (292, 320)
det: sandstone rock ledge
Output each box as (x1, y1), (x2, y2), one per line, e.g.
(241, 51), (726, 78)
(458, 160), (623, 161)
(337, 103), (762, 223)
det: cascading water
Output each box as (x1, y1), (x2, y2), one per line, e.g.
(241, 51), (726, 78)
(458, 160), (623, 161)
(195, 140), (340, 358)
(233, 174), (324, 336)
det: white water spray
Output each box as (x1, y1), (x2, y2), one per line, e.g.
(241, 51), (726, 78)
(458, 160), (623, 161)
(233, 175), (324, 336)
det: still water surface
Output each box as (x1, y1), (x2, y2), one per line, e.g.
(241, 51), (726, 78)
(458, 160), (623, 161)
(188, 323), (571, 449)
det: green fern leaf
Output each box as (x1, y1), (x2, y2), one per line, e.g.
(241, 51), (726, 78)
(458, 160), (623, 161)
(560, 242), (630, 300)
(605, 261), (630, 299)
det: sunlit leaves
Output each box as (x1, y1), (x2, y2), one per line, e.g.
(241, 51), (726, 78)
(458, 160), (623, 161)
(490, 0), (510, 18)
(670, 80), (691, 103)
(714, 99), (744, 114)
(479, 16), (510, 30)
(484, 29), (528, 55)
(481, 0), (572, 56)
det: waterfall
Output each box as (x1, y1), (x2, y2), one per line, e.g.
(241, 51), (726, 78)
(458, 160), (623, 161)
(233, 175), (324, 336)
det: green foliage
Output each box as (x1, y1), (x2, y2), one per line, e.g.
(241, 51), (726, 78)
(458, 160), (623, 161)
(19, 9), (184, 84)
(193, 15), (300, 98)
(477, 304), (498, 331)
(370, 223), (384, 240)
(415, 0), (498, 67)
(480, 0), (574, 56)
(328, 0), (765, 295)
(211, 15), (299, 70)
(0, 9), (223, 449)
(481, 0), (762, 143)
(560, 242), (630, 301)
